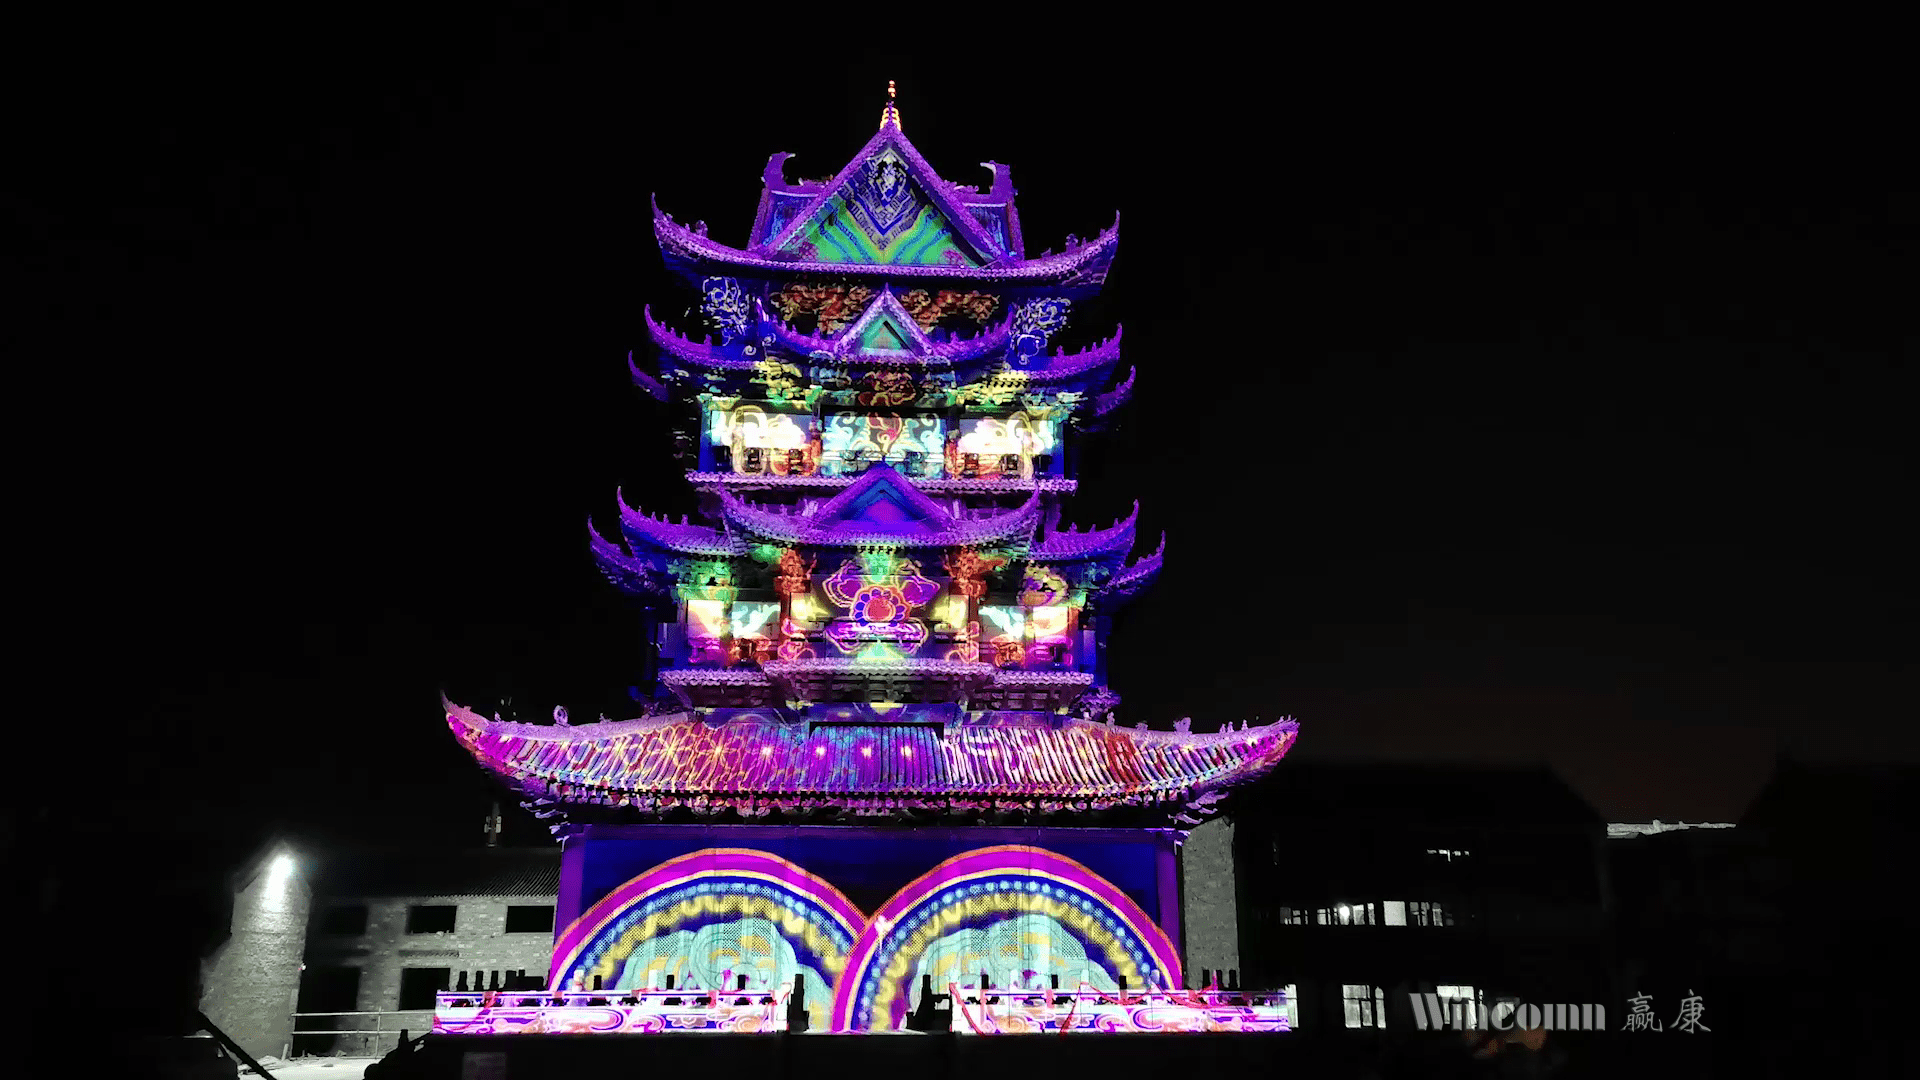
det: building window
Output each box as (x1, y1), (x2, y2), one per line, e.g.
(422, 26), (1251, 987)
(1280, 983), (1300, 1029)
(1317, 903), (1376, 925)
(406, 905), (456, 934)
(1409, 901), (1455, 927)
(1436, 985), (1481, 1025)
(1275, 906), (1312, 926)
(1343, 984), (1386, 1029)
(397, 967), (451, 1011)
(1426, 848), (1471, 862)
(505, 905), (555, 933)
(318, 904), (367, 935)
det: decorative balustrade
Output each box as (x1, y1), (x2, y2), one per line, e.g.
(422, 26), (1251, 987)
(716, 446), (1056, 482)
(432, 987), (793, 1035)
(674, 632), (1078, 672)
(945, 983), (1290, 1034)
(429, 985), (1289, 1035)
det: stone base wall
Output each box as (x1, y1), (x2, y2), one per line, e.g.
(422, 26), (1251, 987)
(1181, 819), (1240, 983)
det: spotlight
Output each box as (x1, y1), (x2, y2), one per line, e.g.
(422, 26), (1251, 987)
(266, 853), (295, 898)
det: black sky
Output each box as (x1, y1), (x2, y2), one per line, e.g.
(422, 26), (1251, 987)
(24, 10), (1914, 865)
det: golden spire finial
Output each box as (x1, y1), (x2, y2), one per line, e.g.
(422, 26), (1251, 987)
(881, 80), (901, 129)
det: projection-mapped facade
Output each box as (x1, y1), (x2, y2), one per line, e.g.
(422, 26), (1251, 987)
(443, 88), (1297, 1032)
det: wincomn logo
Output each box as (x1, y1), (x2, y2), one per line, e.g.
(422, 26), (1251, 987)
(1408, 995), (1605, 1032)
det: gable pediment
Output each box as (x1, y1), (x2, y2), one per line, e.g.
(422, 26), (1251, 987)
(833, 288), (938, 358)
(767, 133), (1000, 267)
(808, 465), (955, 535)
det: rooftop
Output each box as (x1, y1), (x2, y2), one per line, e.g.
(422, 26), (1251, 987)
(311, 847), (560, 899)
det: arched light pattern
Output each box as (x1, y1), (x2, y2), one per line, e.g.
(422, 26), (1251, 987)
(830, 846), (1182, 1032)
(550, 850), (864, 1031)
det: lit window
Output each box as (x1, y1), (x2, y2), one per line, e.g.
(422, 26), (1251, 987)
(821, 414), (945, 477)
(1436, 985), (1481, 1025)
(1316, 902), (1376, 925)
(1343, 984), (1386, 1028)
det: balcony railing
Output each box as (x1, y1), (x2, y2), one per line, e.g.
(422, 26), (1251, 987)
(715, 446), (1055, 482)
(431, 988), (793, 1035)
(676, 635), (1076, 671)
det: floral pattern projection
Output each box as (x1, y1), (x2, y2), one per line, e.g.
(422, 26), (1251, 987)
(773, 285), (997, 338)
(952, 412), (1057, 479)
(541, 847), (1180, 1034)
(821, 413), (945, 477)
(818, 555), (940, 658)
(708, 404), (817, 476)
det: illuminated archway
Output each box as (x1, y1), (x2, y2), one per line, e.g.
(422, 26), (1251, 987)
(830, 846), (1182, 1031)
(549, 849), (863, 1031)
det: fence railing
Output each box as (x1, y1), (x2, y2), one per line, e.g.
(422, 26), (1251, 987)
(289, 1011), (427, 1054)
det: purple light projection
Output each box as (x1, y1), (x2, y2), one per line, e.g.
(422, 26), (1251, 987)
(443, 89), (1302, 1033)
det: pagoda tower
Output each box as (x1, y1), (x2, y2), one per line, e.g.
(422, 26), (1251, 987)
(444, 88), (1298, 1032)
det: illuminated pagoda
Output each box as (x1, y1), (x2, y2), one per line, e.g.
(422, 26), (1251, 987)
(442, 86), (1298, 1034)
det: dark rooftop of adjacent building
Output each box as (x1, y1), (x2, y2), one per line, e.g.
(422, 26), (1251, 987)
(313, 846), (561, 898)
(1237, 760), (1603, 828)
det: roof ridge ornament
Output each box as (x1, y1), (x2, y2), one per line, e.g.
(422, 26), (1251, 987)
(881, 80), (900, 130)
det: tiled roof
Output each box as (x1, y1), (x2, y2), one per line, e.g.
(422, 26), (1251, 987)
(1029, 503), (1138, 560)
(656, 199), (1118, 286)
(445, 698), (1297, 808)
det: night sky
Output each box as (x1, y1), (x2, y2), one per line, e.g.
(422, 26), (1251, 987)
(30, 11), (1913, 871)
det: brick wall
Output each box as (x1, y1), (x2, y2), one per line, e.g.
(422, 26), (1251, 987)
(201, 846), (312, 1061)
(305, 893), (557, 1054)
(1181, 818), (1241, 983)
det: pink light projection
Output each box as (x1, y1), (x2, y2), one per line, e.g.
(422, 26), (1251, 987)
(820, 557), (939, 654)
(832, 845), (1183, 1032)
(532, 846), (1187, 1033)
(434, 991), (794, 1035)
(446, 698), (1300, 814)
(947, 984), (1290, 1034)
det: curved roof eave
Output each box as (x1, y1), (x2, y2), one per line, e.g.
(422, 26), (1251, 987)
(655, 204), (1119, 285)
(442, 701), (1302, 803)
(616, 490), (741, 556)
(1030, 501), (1140, 560)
